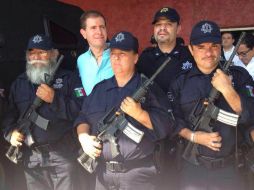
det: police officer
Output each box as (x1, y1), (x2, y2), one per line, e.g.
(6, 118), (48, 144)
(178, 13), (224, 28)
(2, 34), (84, 190)
(169, 20), (254, 190)
(137, 7), (194, 190)
(136, 7), (194, 93)
(75, 31), (173, 190)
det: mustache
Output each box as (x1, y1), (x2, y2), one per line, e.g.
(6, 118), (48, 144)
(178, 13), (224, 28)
(158, 28), (169, 34)
(27, 60), (49, 65)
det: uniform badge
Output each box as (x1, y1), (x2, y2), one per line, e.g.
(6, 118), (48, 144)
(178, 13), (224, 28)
(115, 33), (125, 42)
(74, 87), (86, 97)
(53, 78), (63, 89)
(182, 61), (193, 70)
(201, 23), (213, 33)
(32, 35), (43, 43)
(160, 7), (169, 13)
(246, 85), (254, 97)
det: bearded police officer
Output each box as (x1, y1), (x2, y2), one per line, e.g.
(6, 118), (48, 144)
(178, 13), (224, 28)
(2, 34), (84, 190)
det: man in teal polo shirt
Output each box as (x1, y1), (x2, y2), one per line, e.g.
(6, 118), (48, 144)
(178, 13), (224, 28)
(78, 10), (113, 95)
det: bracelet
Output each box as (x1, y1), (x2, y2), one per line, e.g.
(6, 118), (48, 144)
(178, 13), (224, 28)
(190, 132), (195, 143)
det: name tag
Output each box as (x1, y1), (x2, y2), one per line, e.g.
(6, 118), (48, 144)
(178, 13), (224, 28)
(123, 122), (144, 143)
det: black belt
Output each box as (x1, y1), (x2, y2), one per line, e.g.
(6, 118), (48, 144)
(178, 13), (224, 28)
(197, 154), (235, 169)
(31, 132), (76, 153)
(32, 143), (57, 153)
(105, 155), (154, 173)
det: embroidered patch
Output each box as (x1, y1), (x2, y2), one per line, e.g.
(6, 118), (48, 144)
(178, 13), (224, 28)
(201, 23), (213, 34)
(32, 35), (43, 43)
(115, 33), (125, 42)
(74, 87), (86, 97)
(246, 85), (254, 97)
(182, 61), (193, 70)
(53, 78), (63, 89)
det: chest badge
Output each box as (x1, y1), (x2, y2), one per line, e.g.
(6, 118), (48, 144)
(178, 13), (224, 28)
(53, 78), (63, 89)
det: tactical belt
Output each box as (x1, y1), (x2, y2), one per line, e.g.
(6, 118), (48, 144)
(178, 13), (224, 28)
(105, 155), (154, 173)
(31, 132), (75, 153)
(197, 154), (235, 169)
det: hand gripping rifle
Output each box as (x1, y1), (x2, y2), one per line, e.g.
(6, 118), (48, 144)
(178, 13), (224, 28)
(182, 32), (246, 165)
(5, 55), (64, 164)
(77, 57), (172, 173)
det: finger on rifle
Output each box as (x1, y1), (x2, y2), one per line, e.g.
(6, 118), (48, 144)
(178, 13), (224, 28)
(93, 148), (101, 157)
(210, 132), (220, 138)
(208, 144), (220, 151)
(212, 141), (222, 148)
(125, 97), (134, 103)
(92, 140), (102, 149)
(40, 84), (50, 90)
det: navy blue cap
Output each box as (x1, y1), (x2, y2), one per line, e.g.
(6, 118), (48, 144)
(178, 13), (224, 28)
(27, 34), (53, 50)
(109, 31), (139, 53)
(152, 7), (180, 24)
(190, 20), (221, 45)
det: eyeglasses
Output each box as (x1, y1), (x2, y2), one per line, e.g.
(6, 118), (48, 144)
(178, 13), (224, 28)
(28, 50), (49, 58)
(237, 49), (251, 57)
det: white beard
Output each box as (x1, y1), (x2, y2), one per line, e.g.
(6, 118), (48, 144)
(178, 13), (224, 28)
(26, 59), (56, 84)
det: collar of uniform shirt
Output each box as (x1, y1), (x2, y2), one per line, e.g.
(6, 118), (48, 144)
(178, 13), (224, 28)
(105, 72), (140, 91)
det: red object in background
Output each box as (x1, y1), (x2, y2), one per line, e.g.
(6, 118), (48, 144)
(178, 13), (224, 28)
(59, 0), (254, 51)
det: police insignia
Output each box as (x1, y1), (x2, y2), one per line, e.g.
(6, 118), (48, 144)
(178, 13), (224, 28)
(53, 78), (63, 89)
(246, 85), (254, 97)
(74, 87), (86, 97)
(160, 7), (169, 13)
(201, 23), (213, 33)
(182, 61), (192, 70)
(115, 33), (125, 42)
(32, 35), (43, 43)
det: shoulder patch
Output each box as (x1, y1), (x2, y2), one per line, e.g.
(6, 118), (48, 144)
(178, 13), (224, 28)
(74, 87), (86, 97)
(181, 61), (193, 70)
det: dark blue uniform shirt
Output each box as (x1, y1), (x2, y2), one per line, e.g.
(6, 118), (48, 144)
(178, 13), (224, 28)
(137, 44), (194, 93)
(74, 73), (173, 162)
(3, 69), (84, 144)
(169, 65), (254, 158)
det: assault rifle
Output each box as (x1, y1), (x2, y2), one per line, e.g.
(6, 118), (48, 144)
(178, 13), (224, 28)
(182, 32), (246, 165)
(5, 55), (64, 164)
(77, 57), (172, 173)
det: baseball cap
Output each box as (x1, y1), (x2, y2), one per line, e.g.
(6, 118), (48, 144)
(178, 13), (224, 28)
(109, 31), (139, 53)
(27, 34), (53, 50)
(190, 20), (221, 45)
(152, 7), (180, 24)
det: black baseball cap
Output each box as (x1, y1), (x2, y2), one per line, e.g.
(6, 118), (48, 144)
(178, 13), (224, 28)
(27, 34), (53, 50)
(152, 7), (180, 24)
(109, 31), (139, 53)
(190, 20), (221, 45)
